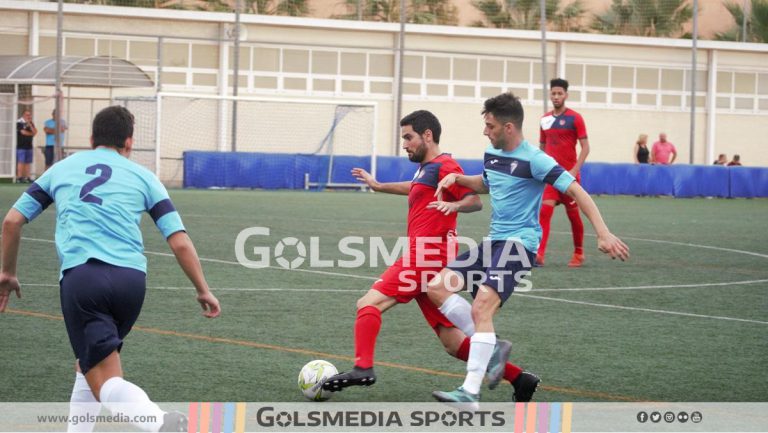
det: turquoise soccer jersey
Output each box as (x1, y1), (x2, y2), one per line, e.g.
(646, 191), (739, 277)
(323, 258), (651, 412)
(13, 147), (185, 277)
(482, 141), (575, 252)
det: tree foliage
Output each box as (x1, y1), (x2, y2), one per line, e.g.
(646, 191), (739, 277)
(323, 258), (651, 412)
(590, 0), (693, 37)
(715, 0), (768, 43)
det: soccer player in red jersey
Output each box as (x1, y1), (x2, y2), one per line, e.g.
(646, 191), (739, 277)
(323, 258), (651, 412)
(323, 110), (530, 396)
(538, 78), (590, 267)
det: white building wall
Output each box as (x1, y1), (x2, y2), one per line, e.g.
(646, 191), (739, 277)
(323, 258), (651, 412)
(1, 0), (767, 178)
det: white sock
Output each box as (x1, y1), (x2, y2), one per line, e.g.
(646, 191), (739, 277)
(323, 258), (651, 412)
(438, 294), (475, 337)
(462, 332), (495, 395)
(67, 373), (101, 433)
(99, 377), (164, 432)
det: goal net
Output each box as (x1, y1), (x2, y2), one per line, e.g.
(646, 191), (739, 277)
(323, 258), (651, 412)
(120, 93), (377, 188)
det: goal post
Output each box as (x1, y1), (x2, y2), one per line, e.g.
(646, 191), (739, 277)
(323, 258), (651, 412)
(149, 92), (377, 188)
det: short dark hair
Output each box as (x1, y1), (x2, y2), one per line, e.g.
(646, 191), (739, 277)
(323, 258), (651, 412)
(550, 78), (569, 91)
(482, 92), (524, 129)
(400, 110), (441, 144)
(92, 106), (134, 149)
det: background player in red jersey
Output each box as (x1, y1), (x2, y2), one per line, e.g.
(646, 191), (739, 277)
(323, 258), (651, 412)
(538, 78), (590, 267)
(323, 110), (530, 397)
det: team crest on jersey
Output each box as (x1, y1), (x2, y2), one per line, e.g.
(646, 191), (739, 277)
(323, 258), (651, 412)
(559, 119), (566, 126)
(509, 160), (518, 174)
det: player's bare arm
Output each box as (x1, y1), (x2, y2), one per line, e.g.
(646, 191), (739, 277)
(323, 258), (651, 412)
(571, 137), (590, 177)
(434, 174), (489, 202)
(0, 209), (26, 312)
(167, 231), (221, 318)
(351, 167), (410, 195)
(565, 182), (630, 261)
(426, 192), (482, 216)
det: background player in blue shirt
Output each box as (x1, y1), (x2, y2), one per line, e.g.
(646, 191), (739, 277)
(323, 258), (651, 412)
(0, 106), (220, 432)
(428, 92), (629, 405)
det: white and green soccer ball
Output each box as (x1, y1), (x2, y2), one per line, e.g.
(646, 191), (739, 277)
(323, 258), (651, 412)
(298, 360), (338, 401)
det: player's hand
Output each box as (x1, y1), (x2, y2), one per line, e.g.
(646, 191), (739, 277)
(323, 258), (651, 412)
(197, 291), (221, 318)
(427, 200), (460, 215)
(351, 168), (378, 189)
(597, 233), (630, 261)
(434, 173), (459, 202)
(0, 273), (21, 313)
(569, 167), (580, 177)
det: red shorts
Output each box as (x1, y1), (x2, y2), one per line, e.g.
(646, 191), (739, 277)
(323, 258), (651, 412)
(542, 174), (579, 208)
(372, 257), (453, 330)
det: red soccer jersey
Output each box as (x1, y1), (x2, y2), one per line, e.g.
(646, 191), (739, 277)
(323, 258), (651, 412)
(406, 154), (474, 258)
(539, 108), (588, 170)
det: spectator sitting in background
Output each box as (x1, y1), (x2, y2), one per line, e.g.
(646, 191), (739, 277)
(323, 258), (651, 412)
(650, 133), (677, 165)
(713, 154), (727, 165)
(727, 155), (742, 166)
(634, 134), (649, 164)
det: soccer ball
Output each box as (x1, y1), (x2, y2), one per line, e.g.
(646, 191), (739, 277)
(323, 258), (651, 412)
(298, 360), (338, 401)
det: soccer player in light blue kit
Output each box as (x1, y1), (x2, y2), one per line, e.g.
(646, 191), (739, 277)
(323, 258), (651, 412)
(428, 92), (629, 405)
(0, 106), (221, 432)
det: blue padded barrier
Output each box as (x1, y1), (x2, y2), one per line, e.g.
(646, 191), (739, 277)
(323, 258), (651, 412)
(673, 164), (730, 198)
(581, 163), (616, 195)
(729, 167), (768, 198)
(183, 151), (768, 198)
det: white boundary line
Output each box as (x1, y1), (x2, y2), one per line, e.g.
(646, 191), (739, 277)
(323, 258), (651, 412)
(21, 279), (768, 293)
(18, 235), (768, 325)
(21, 281), (768, 325)
(517, 293), (768, 325)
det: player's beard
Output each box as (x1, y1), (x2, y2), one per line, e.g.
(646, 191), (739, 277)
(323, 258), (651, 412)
(551, 99), (564, 110)
(407, 140), (427, 162)
(490, 133), (506, 150)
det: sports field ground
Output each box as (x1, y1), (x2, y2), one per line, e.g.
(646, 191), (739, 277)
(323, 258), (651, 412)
(1, 186), (766, 403)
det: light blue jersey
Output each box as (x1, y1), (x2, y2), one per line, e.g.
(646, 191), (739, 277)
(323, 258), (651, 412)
(482, 141), (575, 252)
(13, 147), (185, 277)
(44, 118), (67, 147)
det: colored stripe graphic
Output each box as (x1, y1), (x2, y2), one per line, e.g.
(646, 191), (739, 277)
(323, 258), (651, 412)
(538, 403), (550, 433)
(187, 402), (199, 433)
(212, 403), (223, 433)
(199, 403), (211, 433)
(549, 403), (562, 433)
(562, 403), (573, 433)
(223, 403), (235, 433)
(514, 402), (525, 433)
(235, 402), (247, 433)
(526, 403), (537, 433)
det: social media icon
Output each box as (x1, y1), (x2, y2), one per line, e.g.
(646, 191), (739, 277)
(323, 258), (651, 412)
(637, 412), (648, 423)
(678, 412), (689, 423)
(664, 412), (675, 423)
(691, 411), (703, 423)
(650, 412), (661, 423)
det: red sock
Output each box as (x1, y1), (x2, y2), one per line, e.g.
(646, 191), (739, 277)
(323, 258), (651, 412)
(538, 204), (555, 258)
(455, 337), (471, 361)
(565, 205), (584, 254)
(504, 363), (523, 383)
(354, 306), (382, 369)
(454, 337), (522, 383)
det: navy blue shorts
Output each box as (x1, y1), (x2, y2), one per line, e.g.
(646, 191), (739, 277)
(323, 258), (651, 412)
(43, 146), (54, 166)
(447, 240), (535, 305)
(60, 259), (146, 374)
